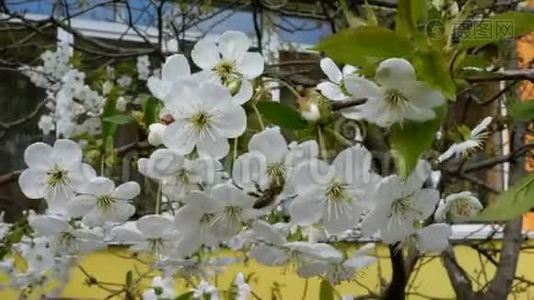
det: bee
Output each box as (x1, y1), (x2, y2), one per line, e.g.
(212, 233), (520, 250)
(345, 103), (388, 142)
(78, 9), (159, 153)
(248, 181), (284, 209)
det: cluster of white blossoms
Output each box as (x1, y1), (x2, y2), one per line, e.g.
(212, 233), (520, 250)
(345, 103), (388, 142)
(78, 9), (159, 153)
(7, 30), (489, 298)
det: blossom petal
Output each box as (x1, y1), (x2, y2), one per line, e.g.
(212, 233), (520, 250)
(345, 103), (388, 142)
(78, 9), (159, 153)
(317, 81), (346, 101)
(29, 214), (68, 237)
(320, 58), (342, 84)
(162, 122), (196, 155)
(196, 137), (230, 159)
(288, 191), (323, 226)
(332, 146), (372, 187)
(232, 152), (268, 191)
(236, 52), (264, 79)
(191, 39), (220, 70)
(249, 244), (289, 266)
(232, 79), (253, 105)
(210, 104), (247, 138)
(136, 214), (174, 239)
(218, 31), (250, 62)
(51, 139), (82, 169)
(67, 194), (97, 218)
(162, 54), (190, 82)
(18, 169), (47, 199)
(375, 58), (416, 87)
(24, 142), (53, 170)
(112, 182), (141, 200)
(248, 127), (288, 164)
(416, 223), (452, 253)
(86, 177), (115, 196)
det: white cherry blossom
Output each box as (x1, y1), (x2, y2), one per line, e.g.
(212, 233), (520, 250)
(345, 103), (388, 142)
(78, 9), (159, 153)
(234, 272), (251, 300)
(297, 243), (376, 284)
(111, 214), (177, 256)
(438, 117), (492, 162)
(138, 148), (223, 200)
(147, 54), (191, 102)
(193, 280), (219, 300)
(435, 191), (482, 222)
(317, 57), (358, 101)
(143, 276), (177, 300)
(232, 127), (318, 195)
(343, 58), (445, 127)
(67, 177), (140, 226)
(162, 80), (247, 159)
(288, 146), (380, 235)
(18, 140), (94, 210)
(362, 161), (439, 244)
(191, 31), (264, 105)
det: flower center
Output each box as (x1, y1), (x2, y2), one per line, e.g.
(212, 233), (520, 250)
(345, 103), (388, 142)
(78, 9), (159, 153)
(324, 181), (353, 220)
(215, 61), (237, 83)
(452, 198), (473, 217)
(96, 195), (115, 211)
(60, 231), (76, 246)
(47, 166), (68, 187)
(385, 89), (409, 107)
(191, 111), (211, 131)
(267, 162), (285, 186)
(388, 192), (421, 226)
(148, 238), (164, 253)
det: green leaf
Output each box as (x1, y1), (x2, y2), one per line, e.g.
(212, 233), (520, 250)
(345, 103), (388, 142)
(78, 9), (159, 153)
(142, 95), (160, 127)
(509, 101), (534, 121)
(316, 26), (414, 68)
(101, 91), (118, 142)
(319, 279), (335, 300)
(459, 12), (534, 48)
(256, 101), (308, 130)
(396, 0), (427, 37)
(103, 114), (133, 125)
(174, 291), (195, 300)
(412, 49), (456, 100)
(476, 174), (534, 221)
(363, 1), (378, 26)
(389, 105), (447, 178)
(125, 270), (133, 288)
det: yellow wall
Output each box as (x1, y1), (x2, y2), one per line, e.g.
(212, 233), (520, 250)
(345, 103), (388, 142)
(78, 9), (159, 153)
(2, 243), (534, 299)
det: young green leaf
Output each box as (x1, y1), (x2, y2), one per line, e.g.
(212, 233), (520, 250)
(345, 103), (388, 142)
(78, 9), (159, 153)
(255, 101), (308, 130)
(389, 105), (447, 178)
(509, 101), (534, 122)
(142, 95), (160, 127)
(316, 26), (414, 68)
(459, 12), (534, 48)
(412, 49), (456, 100)
(319, 279), (335, 300)
(103, 114), (133, 125)
(174, 291), (195, 300)
(476, 174), (534, 221)
(396, 0), (427, 37)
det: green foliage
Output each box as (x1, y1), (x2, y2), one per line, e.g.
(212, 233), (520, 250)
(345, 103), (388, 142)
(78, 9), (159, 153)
(395, 0), (427, 37)
(174, 291), (195, 300)
(459, 12), (534, 48)
(319, 279), (335, 300)
(102, 114), (133, 125)
(476, 174), (534, 221)
(389, 105), (447, 178)
(255, 101), (308, 130)
(315, 26), (413, 68)
(412, 48), (456, 100)
(142, 95), (161, 127)
(509, 101), (534, 122)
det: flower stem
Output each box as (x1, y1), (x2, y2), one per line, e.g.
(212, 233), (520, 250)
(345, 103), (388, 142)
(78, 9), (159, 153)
(155, 182), (162, 214)
(317, 125), (328, 160)
(325, 127), (353, 147)
(252, 103), (265, 130)
(233, 137), (239, 163)
(301, 279), (309, 300)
